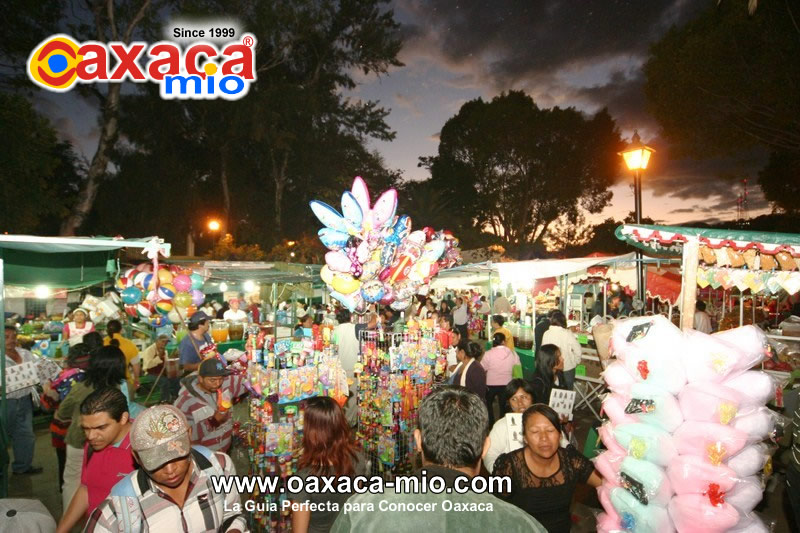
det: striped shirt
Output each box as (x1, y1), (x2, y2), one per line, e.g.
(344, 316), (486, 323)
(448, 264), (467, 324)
(174, 374), (246, 452)
(792, 401), (800, 471)
(85, 447), (247, 533)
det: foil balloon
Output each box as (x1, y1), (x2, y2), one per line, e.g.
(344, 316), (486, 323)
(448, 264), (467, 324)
(331, 272), (361, 295)
(325, 251), (353, 273)
(320, 265), (335, 284)
(360, 279), (385, 303)
(319, 228), (350, 251)
(378, 284), (395, 305)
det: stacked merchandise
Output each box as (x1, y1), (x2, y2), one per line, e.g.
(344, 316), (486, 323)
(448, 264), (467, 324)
(244, 328), (349, 532)
(596, 315), (778, 533)
(355, 330), (446, 479)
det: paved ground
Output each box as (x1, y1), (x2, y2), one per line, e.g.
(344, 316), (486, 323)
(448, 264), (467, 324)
(4, 402), (794, 532)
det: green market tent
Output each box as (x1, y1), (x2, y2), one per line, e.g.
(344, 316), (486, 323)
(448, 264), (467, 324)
(0, 234), (171, 497)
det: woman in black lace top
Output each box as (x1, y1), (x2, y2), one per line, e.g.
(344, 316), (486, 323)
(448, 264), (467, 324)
(493, 404), (602, 532)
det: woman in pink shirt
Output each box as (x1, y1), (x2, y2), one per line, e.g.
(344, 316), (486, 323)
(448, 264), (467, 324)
(481, 332), (520, 425)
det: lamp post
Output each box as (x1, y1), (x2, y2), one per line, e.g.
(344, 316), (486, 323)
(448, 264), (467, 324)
(619, 131), (655, 302)
(186, 218), (222, 256)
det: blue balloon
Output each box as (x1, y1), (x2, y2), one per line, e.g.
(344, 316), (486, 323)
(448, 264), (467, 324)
(121, 287), (143, 305)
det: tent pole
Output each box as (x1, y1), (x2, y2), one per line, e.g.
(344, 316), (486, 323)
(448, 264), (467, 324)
(739, 291), (744, 327)
(680, 237), (699, 331)
(487, 271), (493, 339)
(0, 253), (7, 498)
(272, 282), (277, 338)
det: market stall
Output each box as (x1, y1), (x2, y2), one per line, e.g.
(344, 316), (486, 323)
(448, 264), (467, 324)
(0, 234), (171, 497)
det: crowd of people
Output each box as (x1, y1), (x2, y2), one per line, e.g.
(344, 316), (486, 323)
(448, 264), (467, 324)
(6, 287), (800, 532)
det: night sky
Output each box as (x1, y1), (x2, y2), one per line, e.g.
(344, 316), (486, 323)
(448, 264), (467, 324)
(34, 0), (771, 227)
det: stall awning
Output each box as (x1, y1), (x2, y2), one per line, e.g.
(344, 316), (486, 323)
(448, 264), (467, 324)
(615, 224), (800, 257)
(170, 260), (322, 286)
(0, 235), (170, 289)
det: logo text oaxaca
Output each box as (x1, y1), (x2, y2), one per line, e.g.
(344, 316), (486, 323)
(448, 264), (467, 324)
(27, 33), (257, 101)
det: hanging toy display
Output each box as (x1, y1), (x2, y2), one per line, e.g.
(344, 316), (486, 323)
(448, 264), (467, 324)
(310, 176), (462, 313)
(115, 259), (207, 328)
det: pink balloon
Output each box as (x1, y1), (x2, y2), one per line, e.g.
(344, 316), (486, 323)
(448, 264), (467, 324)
(173, 274), (192, 292)
(190, 289), (205, 306)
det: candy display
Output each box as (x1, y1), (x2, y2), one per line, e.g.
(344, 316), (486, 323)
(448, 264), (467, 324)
(243, 326), (349, 532)
(596, 317), (777, 532)
(355, 330), (445, 479)
(310, 176), (462, 313)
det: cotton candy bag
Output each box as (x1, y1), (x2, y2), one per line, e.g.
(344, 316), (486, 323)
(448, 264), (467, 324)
(673, 421), (748, 464)
(602, 360), (637, 395)
(619, 456), (673, 506)
(731, 406), (778, 443)
(678, 382), (744, 425)
(713, 326), (769, 366)
(614, 422), (677, 467)
(668, 493), (739, 533)
(610, 487), (674, 533)
(722, 371), (776, 409)
(681, 330), (751, 384)
(726, 443), (771, 478)
(666, 455), (738, 495)
(725, 475), (763, 513)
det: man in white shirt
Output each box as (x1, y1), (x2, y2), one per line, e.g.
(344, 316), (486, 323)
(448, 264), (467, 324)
(694, 300), (713, 334)
(222, 298), (248, 322)
(541, 311), (581, 391)
(492, 292), (512, 314)
(4, 325), (43, 474)
(334, 309), (360, 426)
(453, 297), (469, 339)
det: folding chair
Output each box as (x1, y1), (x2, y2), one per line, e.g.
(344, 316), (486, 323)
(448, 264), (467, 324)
(574, 374), (605, 421)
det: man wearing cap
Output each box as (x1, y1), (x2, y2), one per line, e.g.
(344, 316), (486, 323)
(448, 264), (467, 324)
(222, 298), (248, 322)
(56, 388), (135, 533)
(179, 310), (212, 373)
(174, 358), (247, 453)
(85, 405), (247, 533)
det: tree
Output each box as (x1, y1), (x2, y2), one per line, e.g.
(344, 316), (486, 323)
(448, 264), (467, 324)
(423, 91), (624, 258)
(0, 93), (81, 233)
(644, 1), (800, 212)
(758, 152), (800, 215)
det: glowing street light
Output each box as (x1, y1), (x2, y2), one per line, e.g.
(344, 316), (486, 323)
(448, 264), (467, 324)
(208, 219), (221, 232)
(243, 280), (257, 292)
(619, 131), (656, 299)
(34, 285), (50, 299)
(219, 282), (228, 292)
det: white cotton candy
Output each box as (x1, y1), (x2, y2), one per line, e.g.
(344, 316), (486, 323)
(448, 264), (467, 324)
(722, 371), (776, 408)
(725, 475), (763, 514)
(725, 443), (771, 478)
(731, 407), (777, 443)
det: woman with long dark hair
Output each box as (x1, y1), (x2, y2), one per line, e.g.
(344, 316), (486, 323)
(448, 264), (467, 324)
(291, 396), (366, 532)
(481, 332), (520, 425)
(452, 339), (486, 400)
(494, 404), (601, 532)
(56, 345), (127, 510)
(530, 344), (563, 404)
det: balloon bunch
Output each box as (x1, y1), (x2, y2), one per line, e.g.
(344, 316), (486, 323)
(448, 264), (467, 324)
(310, 176), (461, 313)
(116, 263), (206, 327)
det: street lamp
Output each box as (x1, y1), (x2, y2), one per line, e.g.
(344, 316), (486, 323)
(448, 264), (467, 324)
(208, 219), (221, 232)
(619, 131), (656, 302)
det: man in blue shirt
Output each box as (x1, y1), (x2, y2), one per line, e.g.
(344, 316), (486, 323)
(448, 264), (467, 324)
(179, 311), (212, 373)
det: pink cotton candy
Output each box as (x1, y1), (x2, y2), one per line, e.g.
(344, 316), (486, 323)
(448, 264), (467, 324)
(666, 455), (738, 495)
(722, 371), (776, 408)
(728, 512), (770, 533)
(599, 422), (627, 456)
(673, 421), (748, 465)
(726, 475), (763, 513)
(602, 360), (636, 395)
(595, 512), (621, 533)
(594, 450), (625, 486)
(731, 407), (777, 443)
(713, 326), (769, 367)
(682, 330), (749, 384)
(678, 382), (744, 425)
(597, 482), (621, 523)
(668, 493), (740, 533)
(602, 393), (638, 426)
(726, 443), (771, 478)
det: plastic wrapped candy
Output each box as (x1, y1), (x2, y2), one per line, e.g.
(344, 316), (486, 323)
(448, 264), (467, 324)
(594, 450), (625, 487)
(619, 456), (673, 506)
(616, 340), (687, 395)
(601, 393), (638, 427)
(599, 422), (627, 456)
(611, 315), (684, 364)
(610, 487), (674, 533)
(725, 475), (763, 514)
(596, 512), (621, 533)
(730, 407), (778, 443)
(678, 382), (744, 425)
(681, 330), (750, 384)
(722, 371), (776, 409)
(668, 493), (739, 533)
(726, 443), (771, 478)
(597, 482), (621, 523)
(602, 360), (637, 395)
(614, 423), (678, 467)
(667, 455), (738, 495)
(673, 421), (748, 465)
(727, 512), (771, 533)
(712, 326), (769, 367)
(625, 382), (684, 433)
